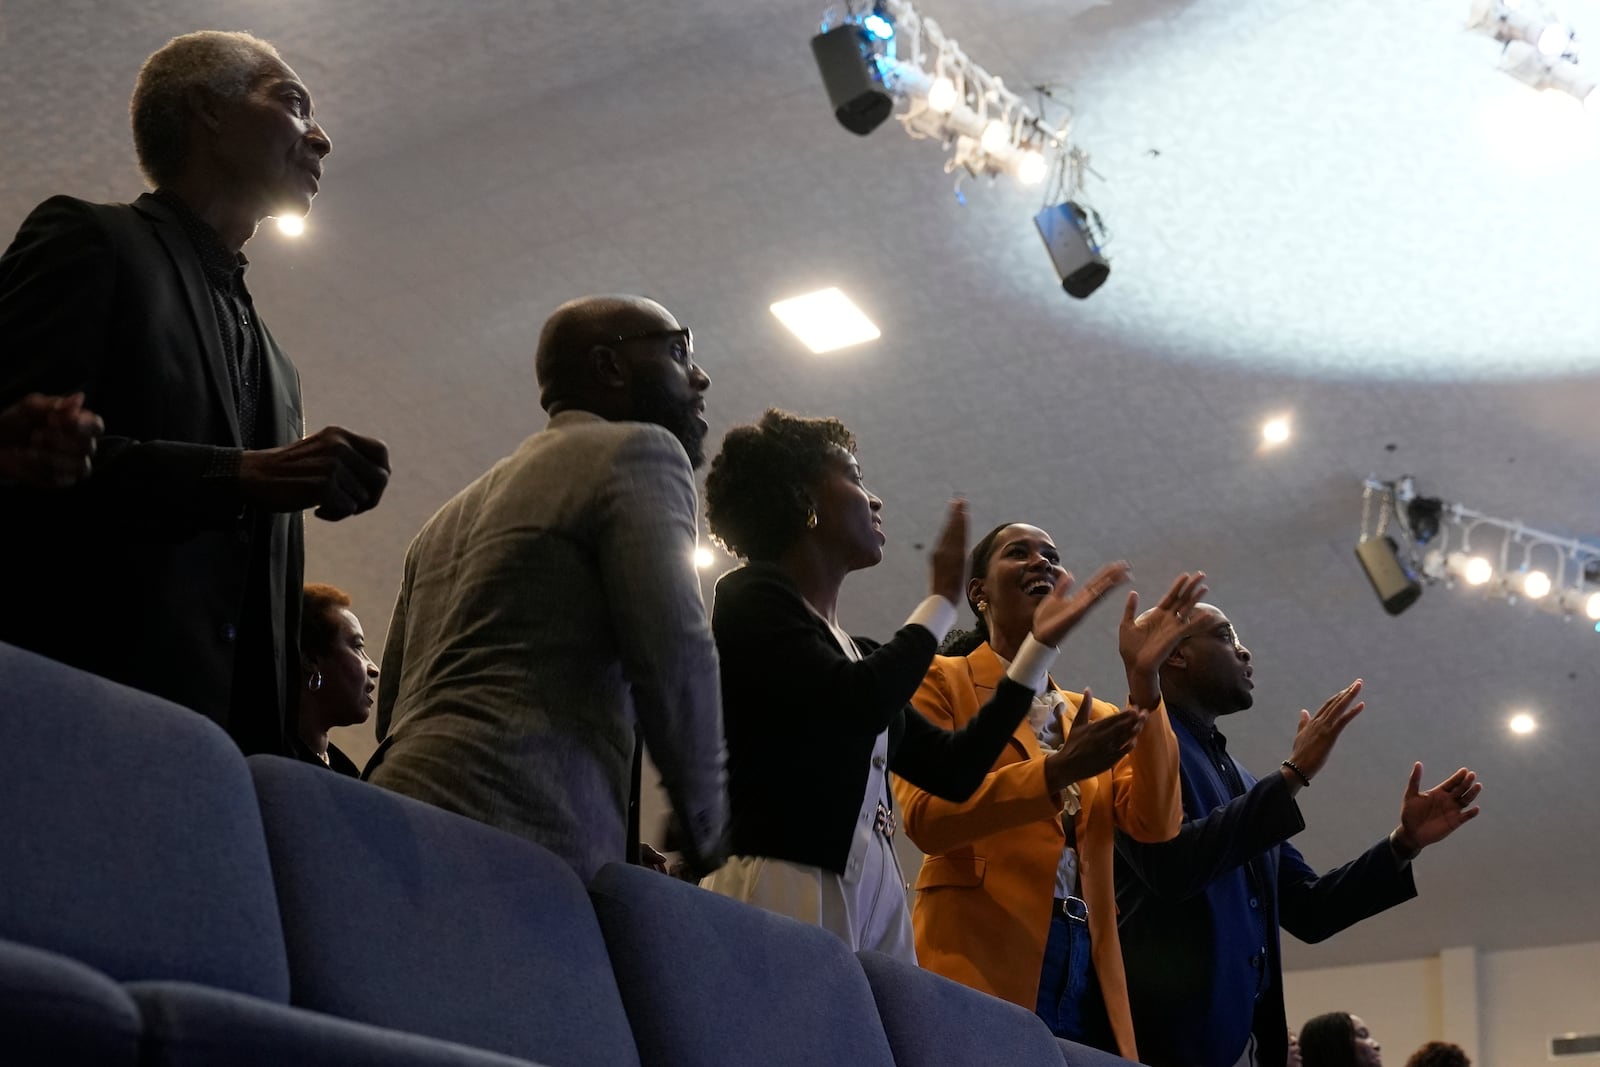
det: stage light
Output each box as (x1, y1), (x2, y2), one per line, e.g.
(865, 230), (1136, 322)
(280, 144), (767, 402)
(276, 215), (305, 236)
(1016, 149), (1047, 185)
(1509, 712), (1537, 734)
(1537, 22), (1570, 57)
(1355, 535), (1423, 615)
(862, 12), (894, 40)
(693, 545), (715, 569)
(926, 76), (958, 113)
(1522, 569), (1553, 598)
(980, 120), (1012, 155)
(1587, 593), (1600, 619)
(811, 24), (893, 136)
(1035, 201), (1110, 298)
(1262, 416), (1291, 446)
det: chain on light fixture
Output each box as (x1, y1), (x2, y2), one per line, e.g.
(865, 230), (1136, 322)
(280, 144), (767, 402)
(1358, 476), (1600, 626)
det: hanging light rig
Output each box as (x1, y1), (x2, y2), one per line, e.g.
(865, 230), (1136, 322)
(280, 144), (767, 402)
(809, 0), (1112, 296)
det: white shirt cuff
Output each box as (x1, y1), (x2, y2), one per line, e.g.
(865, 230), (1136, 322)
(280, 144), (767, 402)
(907, 596), (959, 644)
(1004, 634), (1060, 694)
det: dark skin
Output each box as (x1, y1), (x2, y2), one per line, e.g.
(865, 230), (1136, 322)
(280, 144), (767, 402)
(537, 296), (711, 467)
(160, 52), (389, 521)
(0, 393), (102, 488)
(1157, 604), (1483, 856)
(970, 523), (1213, 791)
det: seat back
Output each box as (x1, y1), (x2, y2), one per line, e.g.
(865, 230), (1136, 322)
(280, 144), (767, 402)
(588, 862), (898, 1067)
(248, 756), (639, 1067)
(0, 643), (289, 1000)
(857, 950), (1080, 1065)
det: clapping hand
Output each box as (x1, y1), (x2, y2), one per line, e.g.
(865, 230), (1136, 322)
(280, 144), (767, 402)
(928, 499), (969, 606)
(1117, 572), (1211, 708)
(1043, 686), (1148, 792)
(1029, 560), (1133, 648)
(1281, 679), (1365, 790)
(1393, 763), (1482, 855)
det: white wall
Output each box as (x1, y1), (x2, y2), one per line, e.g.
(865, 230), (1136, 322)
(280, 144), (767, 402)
(1284, 941), (1600, 1067)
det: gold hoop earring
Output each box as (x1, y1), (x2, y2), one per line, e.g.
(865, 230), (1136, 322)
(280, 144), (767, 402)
(805, 509), (818, 530)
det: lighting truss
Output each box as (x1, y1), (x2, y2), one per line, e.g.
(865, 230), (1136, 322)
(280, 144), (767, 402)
(1467, 0), (1598, 108)
(1361, 477), (1600, 627)
(819, 0), (1080, 191)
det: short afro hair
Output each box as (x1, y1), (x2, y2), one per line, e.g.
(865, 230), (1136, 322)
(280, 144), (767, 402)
(300, 582), (353, 660)
(1404, 1044), (1470, 1067)
(130, 30), (284, 188)
(705, 409), (856, 562)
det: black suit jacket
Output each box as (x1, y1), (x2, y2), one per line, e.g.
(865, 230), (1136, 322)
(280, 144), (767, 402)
(0, 193), (305, 752)
(1113, 715), (1417, 1067)
(711, 562), (1037, 874)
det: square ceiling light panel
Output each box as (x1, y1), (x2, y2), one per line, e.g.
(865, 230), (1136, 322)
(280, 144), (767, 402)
(770, 287), (881, 353)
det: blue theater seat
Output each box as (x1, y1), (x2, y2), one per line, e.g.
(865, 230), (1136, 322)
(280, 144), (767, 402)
(248, 754), (639, 1067)
(589, 860), (899, 1067)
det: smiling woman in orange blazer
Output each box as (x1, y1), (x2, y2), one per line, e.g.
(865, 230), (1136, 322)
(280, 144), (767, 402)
(894, 522), (1205, 1058)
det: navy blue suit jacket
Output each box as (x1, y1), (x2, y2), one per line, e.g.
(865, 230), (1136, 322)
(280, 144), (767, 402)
(1113, 714), (1417, 1067)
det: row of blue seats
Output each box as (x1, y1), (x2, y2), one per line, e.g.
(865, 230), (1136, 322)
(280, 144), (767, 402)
(0, 641), (1131, 1066)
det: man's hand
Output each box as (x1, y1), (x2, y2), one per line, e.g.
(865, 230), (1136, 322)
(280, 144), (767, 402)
(1043, 687), (1148, 793)
(239, 426), (390, 520)
(0, 392), (103, 488)
(1117, 572), (1211, 708)
(1392, 762), (1482, 856)
(1281, 680), (1365, 792)
(638, 843), (672, 875)
(1030, 561), (1133, 648)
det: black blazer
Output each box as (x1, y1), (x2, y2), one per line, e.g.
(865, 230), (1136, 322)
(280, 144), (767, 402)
(0, 194), (305, 750)
(1113, 716), (1417, 1067)
(711, 562), (1037, 874)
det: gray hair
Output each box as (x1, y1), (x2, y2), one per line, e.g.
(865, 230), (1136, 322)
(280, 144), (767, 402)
(130, 31), (284, 187)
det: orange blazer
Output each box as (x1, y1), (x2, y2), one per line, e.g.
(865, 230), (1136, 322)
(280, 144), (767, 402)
(893, 643), (1182, 1061)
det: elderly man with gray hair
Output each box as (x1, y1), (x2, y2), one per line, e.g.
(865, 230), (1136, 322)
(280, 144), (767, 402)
(0, 31), (390, 756)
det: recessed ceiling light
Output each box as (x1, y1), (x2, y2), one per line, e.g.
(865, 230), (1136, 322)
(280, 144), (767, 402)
(276, 215), (305, 236)
(1509, 711), (1537, 735)
(1261, 415), (1291, 446)
(693, 545), (715, 570)
(770, 288), (881, 354)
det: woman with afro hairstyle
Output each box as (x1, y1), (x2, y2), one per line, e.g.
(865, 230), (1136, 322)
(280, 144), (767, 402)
(697, 409), (1128, 960)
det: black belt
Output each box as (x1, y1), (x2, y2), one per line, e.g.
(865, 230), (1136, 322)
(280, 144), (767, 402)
(1054, 896), (1089, 923)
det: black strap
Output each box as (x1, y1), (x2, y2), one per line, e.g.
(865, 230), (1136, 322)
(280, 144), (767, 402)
(626, 724), (643, 866)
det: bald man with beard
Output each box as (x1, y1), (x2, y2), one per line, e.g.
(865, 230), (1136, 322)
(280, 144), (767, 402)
(1112, 603), (1482, 1067)
(366, 295), (729, 880)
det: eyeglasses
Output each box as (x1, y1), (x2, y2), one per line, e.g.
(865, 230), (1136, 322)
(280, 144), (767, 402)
(611, 326), (693, 365)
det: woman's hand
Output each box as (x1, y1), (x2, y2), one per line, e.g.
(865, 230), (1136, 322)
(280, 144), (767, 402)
(1043, 687), (1149, 792)
(1029, 560), (1133, 648)
(928, 498), (969, 605)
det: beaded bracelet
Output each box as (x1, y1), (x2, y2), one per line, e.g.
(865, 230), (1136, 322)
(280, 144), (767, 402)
(1280, 759), (1313, 787)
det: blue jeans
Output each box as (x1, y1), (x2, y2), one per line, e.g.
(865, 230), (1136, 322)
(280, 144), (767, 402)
(1035, 904), (1114, 1050)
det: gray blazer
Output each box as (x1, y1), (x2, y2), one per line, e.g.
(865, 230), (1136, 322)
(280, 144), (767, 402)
(366, 410), (728, 880)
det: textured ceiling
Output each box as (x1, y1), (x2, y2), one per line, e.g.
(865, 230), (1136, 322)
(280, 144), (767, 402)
(4, 0), (1598, 970)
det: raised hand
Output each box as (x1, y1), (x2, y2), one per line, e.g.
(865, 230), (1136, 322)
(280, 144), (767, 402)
(927, 498), (969, 605)
(1029, 560), (1133, 648)
(239, 425), (391, 521)
(1393, 763), (1482, 854)
(1281, 679), (1365, 789)
(1117, 571), (1211, 708)
(1043, 686), (1149, 792)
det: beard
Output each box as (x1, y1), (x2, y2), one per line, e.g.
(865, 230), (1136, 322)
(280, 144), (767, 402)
(633, 378), (707, 469)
